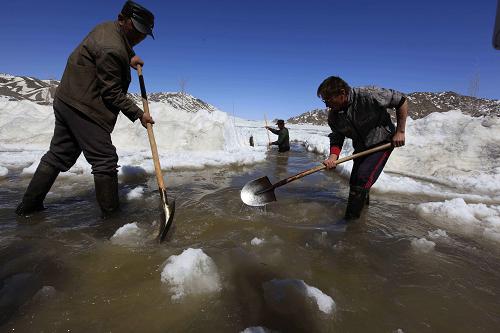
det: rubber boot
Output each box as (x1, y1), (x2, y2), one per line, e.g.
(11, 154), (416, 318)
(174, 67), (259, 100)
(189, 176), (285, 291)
(94, 173), (120, 219)
(15, 161), (60, 216)
(344, 186), (369, 220)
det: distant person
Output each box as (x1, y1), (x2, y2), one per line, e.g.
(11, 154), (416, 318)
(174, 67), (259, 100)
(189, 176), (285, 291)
(318, 76), (408, 220)
(494, 0), (500, 49)
(16, 1), (155, 217)
(249, 135), (255, 147)
(265, 119), (290, 152)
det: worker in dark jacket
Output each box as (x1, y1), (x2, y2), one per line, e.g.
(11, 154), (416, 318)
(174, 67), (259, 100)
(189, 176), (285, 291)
(16, 1), (155, 218)
(318, 76), (408, 220)
(265, 119), (290, 152)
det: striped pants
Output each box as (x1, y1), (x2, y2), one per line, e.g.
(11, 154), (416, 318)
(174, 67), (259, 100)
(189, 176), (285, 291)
(349, 148), (393, 189)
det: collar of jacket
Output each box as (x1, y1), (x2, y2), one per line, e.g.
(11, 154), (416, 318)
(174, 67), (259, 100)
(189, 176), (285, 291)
(346, 88), (354, 109)
(114, 21), (136, 59)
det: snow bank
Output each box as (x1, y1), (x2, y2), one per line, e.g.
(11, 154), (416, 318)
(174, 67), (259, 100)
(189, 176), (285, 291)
(160, 248), (222, 300)
(236, 111), (500, 203)
(0, 99), (265, 175)
(413, 198), (500, 243)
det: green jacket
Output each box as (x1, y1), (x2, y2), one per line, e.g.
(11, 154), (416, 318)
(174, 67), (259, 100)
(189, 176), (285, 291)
(269, 127), (290, 152)
(55, 21), (143, 133)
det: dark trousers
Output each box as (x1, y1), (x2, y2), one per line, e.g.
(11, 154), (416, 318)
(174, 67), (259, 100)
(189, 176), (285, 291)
(41, 98), (118, 175)
(349, 148), (393, 189)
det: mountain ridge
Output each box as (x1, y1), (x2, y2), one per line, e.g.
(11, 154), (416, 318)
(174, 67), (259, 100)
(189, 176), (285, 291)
(0, 73), (218, 113)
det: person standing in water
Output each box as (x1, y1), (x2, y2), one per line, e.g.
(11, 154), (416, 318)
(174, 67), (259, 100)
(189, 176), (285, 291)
(318, 76), (408, 220)
(265, 119), (290, 152)
(16, 1), (156, 218)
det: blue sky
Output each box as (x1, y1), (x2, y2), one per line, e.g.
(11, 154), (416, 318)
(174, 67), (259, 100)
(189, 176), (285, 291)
(2, 0), (499, 120)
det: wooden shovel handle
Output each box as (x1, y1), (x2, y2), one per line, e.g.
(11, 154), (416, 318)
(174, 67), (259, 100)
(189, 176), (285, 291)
(273, 142), (393, 189)
(264, 114), (271, 147)
(137, 65), (165, 190)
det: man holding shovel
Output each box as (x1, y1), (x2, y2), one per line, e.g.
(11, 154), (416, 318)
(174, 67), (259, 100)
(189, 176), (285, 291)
(265, 119), (290, 152)
(16, 1), (155, 218)
(318, 76), (408, 220)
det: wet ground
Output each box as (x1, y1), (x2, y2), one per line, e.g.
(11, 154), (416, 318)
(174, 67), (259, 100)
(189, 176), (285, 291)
(1, 144), (500, 332)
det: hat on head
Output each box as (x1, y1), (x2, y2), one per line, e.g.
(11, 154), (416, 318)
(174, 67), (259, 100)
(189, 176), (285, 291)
(276, 119), (285, 125)
(121, 1), (155, 39)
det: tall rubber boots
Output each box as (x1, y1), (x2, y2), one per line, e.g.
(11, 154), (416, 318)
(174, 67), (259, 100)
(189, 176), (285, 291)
(15, 161), (60, 216)
(344, 186), (369, 220)
(93, 173), (120, 218)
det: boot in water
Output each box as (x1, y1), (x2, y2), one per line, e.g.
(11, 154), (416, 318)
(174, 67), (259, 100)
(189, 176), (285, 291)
(16, 161), (60, 216)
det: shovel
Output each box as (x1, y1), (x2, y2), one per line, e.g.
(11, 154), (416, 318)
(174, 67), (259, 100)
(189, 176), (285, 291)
(137, 64), (175, 242)
(241, 143), (392, 206)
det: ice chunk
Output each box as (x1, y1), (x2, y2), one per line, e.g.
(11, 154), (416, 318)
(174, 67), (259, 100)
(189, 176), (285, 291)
(160, 248), (221, 300)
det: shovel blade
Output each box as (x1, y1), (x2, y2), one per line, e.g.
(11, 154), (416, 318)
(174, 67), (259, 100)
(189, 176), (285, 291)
(241, 176), (276, 206)
(158, 188), (175, 243)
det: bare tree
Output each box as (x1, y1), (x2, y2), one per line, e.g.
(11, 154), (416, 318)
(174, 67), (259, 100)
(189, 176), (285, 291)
(467, 66), (480, 115)
(468, 71), (480, 98)
(179, 78), (187, 108)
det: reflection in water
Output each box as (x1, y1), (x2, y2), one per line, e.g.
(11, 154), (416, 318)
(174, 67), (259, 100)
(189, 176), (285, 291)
(1, 144), (500, 332)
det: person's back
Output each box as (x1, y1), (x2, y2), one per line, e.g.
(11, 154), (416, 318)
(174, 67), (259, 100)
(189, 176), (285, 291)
(277, 126), (290, 152)
(56, 21), (142, 133)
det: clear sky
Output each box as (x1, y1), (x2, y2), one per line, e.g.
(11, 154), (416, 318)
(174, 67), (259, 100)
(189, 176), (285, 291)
(1, 0), (499, 120)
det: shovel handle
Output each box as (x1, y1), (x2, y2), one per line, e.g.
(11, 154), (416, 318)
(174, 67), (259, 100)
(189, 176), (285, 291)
(137, 65), (166, 190)
(264, 114), (271, 147)
(273, 142), (393, 189)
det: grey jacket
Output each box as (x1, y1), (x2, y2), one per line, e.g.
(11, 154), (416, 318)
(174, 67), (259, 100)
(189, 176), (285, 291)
(55, 21), (143, 133)
(328, 87), (406, 152)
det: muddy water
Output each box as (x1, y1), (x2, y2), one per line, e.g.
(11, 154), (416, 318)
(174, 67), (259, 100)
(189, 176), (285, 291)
(1, 145), (500, 332)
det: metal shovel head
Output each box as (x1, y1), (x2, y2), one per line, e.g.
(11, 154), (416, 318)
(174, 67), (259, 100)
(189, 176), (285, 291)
(158, 188), (175, 243)
(241, 176), (276, 207)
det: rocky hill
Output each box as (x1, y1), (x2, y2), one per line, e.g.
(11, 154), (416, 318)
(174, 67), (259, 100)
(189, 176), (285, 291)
(0, 73), (218, 113)
(288, 90), (499, 125)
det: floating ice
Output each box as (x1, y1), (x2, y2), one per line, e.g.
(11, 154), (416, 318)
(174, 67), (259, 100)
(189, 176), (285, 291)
(110, 222), (144, 246)
(411, 237), (436, 253)
(428, 229), (448, 239)
(126, 186), (144, 200)
(160, 248), (222, 300)
(250, 237), (265, 246)
(263, 278), (335, 315)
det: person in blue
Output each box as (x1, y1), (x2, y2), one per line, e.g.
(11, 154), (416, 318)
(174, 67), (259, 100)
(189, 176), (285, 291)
(265, 119), (290, 152)
(318, 76), (408, 220)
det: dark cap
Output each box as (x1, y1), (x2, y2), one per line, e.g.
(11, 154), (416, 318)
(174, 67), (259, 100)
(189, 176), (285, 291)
(276, 119), (285, 125)
(121, 1), (155, 39)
